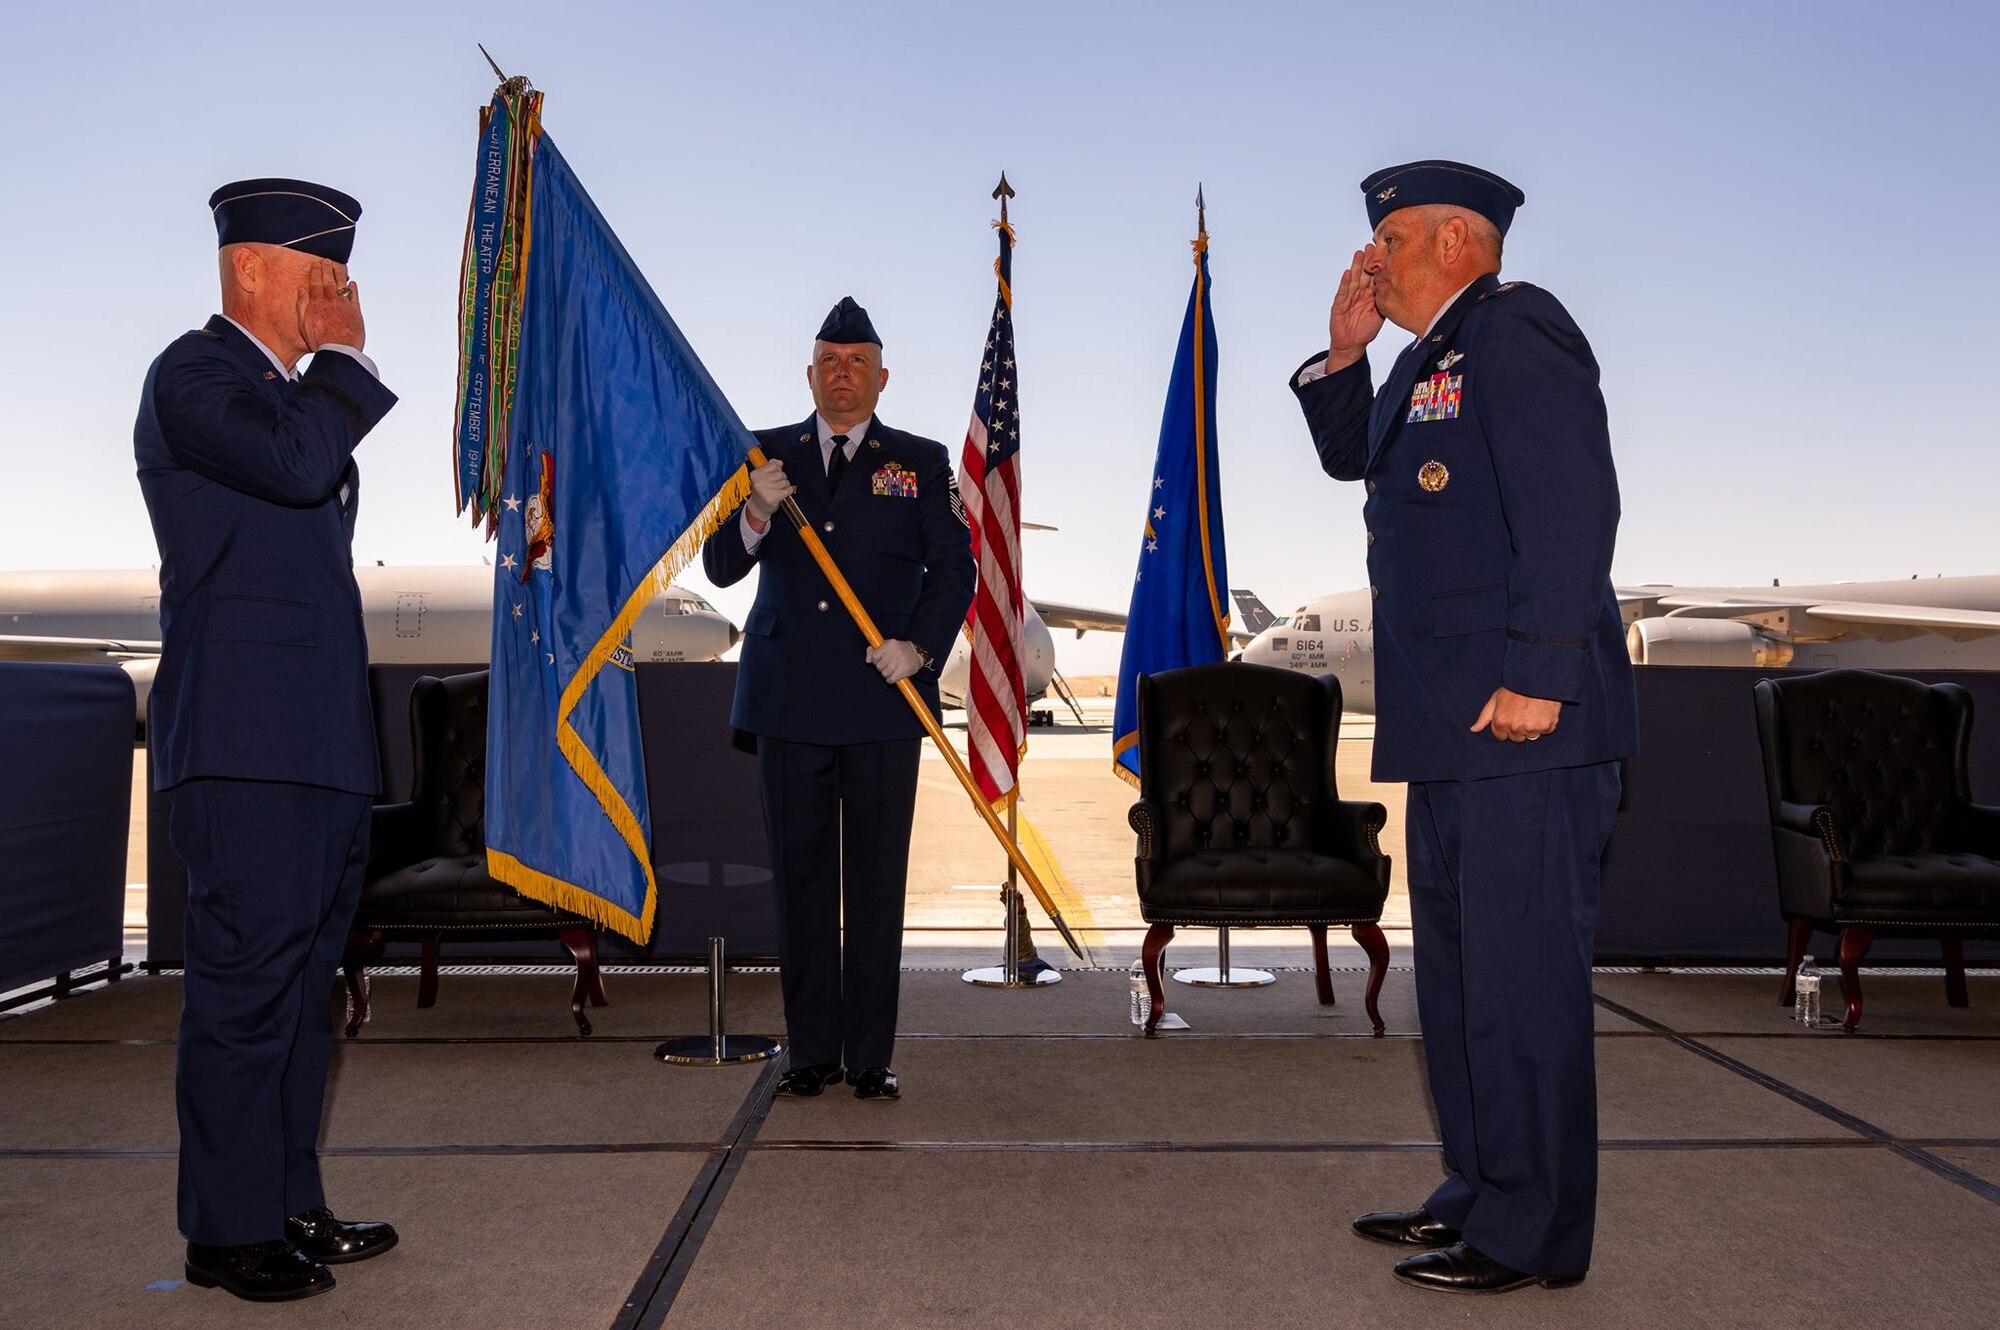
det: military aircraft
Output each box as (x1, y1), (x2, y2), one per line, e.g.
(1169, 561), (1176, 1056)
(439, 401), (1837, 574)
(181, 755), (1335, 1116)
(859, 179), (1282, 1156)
(0, 565), (740, 726)
(1235, 576), (2000, 714)
(936, 597), (1128, 725)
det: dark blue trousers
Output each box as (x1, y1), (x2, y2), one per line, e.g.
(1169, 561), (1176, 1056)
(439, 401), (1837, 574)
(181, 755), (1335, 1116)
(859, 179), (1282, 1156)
(1407, 761), (1621, 1277)
(755, 736), (920, 1071)
(168, 779), (370, 1245)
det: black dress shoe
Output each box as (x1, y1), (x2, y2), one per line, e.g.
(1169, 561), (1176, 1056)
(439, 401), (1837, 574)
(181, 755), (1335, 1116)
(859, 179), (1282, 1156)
(1393, 1242), (1585, 1294)
(286, 1206), (399, 1264)
(848, 1066), (900, 1100)
(1353, 1207), (1462, 1248)
(775, 1063), (846, 1097)
(184, 1240), (334, 1302)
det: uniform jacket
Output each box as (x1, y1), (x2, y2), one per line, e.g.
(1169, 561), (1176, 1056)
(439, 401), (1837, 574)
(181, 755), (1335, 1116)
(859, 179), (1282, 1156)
(703, 415), (975, 745)
(1292, 274), (1638, 783)
(135, 315), (398, 794)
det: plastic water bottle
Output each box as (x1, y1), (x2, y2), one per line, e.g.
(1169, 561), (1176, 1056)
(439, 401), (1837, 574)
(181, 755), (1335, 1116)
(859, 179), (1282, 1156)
(1128, 959), (1147, 1027)
(1795, 955), (1821, 1027)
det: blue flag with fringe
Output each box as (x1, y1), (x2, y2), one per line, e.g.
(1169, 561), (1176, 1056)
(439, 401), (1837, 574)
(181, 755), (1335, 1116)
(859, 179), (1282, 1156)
(1112, 230), (1230, 785)
(458, 88), (753, 943)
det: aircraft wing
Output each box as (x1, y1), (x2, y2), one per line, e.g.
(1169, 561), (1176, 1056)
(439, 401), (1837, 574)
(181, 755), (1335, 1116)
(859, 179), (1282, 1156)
(0, 634), (161, 659)
(1647, 596), (2000, 643)
(1030, 599), (1127, 635)
(1801, 601), (2000, 641)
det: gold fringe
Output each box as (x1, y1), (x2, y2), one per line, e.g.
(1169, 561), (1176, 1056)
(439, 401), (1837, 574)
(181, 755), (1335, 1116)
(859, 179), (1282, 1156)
(530, 462), (755, 946)
(487, 847), (649, 942)
(1110, 731), (1141, 789)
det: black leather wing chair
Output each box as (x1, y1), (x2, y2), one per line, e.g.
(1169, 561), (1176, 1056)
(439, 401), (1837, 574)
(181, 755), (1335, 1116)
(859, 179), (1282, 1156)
(1753, 668), (2000, 1032)
(341, 671), (609, 1036)
(1128, 662), (1392, 1035)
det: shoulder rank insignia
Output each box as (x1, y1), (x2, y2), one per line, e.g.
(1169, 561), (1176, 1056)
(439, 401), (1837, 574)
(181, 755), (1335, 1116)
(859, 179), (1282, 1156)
(872, 462), (919, 498)
(1417, 460), (1450, 492)
(1407, 371), (1464, 424)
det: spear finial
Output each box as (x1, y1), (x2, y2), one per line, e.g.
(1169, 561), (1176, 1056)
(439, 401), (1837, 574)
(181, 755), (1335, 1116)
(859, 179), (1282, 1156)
(993, 171), (1015, 226)
(1196, 183), (1207, 239)
(478, 44), (532, 97)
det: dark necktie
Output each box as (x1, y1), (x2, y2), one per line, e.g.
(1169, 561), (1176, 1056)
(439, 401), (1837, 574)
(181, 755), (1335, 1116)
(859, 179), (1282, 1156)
(826, 434), (850, 491)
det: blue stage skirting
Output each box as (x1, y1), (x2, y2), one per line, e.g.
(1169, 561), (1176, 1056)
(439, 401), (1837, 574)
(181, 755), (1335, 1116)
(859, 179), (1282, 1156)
(0, 663), (131, 995)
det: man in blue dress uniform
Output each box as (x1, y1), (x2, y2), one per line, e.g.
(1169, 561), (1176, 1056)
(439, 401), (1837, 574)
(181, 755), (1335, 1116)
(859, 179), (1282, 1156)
(1290, 161), (1638, 1293)
(704, 297), (975, 1102)
(135, 178), (401, 1301)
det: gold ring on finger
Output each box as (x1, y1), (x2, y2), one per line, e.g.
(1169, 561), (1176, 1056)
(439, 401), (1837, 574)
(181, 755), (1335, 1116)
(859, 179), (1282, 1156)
(336, 286), (354, 300)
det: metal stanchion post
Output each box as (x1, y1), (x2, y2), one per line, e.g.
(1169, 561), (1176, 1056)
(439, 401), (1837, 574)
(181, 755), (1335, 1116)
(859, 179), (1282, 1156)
(655, 937), (782, 1065)
(965, 802), (1061, 988)
(1173, 925), (1276, 988)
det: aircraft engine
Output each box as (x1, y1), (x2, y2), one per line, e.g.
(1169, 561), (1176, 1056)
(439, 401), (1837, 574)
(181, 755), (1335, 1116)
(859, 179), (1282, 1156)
(1626, 617), (1795, 667)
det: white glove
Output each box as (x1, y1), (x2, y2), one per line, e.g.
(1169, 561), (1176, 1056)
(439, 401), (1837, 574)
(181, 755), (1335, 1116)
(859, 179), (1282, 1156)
(866, 639), (926, 684)
(746, 458), (795, 522)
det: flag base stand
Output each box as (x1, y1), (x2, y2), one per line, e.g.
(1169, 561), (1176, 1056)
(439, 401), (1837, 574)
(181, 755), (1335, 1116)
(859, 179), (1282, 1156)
(1172, 927), (1275, 988)
(963, 880), (1062, 988)
(656, 937), (781, 1066)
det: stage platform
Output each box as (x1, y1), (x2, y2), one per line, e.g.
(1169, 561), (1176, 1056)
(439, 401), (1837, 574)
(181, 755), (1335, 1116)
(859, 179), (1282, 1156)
(3, 964), (1997, 1328)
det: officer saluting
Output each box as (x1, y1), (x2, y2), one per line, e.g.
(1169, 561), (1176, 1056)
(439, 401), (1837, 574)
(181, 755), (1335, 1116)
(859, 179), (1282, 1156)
(1290, 161), (1638, 1293)
(135, 179), (399, 1301)
(704, 298), (975, 1102)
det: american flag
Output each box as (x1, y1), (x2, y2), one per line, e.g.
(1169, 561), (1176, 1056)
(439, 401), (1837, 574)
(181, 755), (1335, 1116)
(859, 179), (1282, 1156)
(959, 219), (1024, 807)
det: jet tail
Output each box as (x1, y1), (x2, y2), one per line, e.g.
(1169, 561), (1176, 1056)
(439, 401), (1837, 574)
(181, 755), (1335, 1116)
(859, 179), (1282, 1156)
(1230, 589), (1277, 636)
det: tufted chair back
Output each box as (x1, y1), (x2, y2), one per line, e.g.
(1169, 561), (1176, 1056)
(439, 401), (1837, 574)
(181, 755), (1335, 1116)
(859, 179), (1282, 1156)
(406, 671), (490, 858)
(1753, 669), (1972, 860)
(1137, 662), (1338, 860)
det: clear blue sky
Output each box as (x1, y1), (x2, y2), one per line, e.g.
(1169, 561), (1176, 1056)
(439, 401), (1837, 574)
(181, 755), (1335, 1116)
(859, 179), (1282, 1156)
(6, 1), (1995, 674)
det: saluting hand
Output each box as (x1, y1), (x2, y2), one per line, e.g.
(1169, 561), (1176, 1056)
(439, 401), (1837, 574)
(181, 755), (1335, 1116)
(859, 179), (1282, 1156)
(866, 639), (923, 685)
(745, 458), (795, 525)
(1324, 246), (1384, 374)
(298, 261), (366, 352)
(1471, 687), (1562, 743)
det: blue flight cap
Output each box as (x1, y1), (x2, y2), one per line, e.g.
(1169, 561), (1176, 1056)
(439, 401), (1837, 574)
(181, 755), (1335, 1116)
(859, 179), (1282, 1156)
(815, 296), (882, 347)
(1360, 160), (1525, 236)
(209, 177), (363, 263)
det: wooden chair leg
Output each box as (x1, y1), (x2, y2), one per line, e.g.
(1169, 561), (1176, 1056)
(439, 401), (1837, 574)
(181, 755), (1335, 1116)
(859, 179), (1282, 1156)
(1141, 923), (1175, 1035)
(1943, 936), (1970, 1008)
(417, 936), (441, 1009)
(339, 929), (380, 1038)
(1780, 917), (1812, 1006)
(1307, 924), (1335, 1006)
(1837, 925), (1874, 1033)
(558, 927), (603, 1036)
(1352, 922), (1389, 1036)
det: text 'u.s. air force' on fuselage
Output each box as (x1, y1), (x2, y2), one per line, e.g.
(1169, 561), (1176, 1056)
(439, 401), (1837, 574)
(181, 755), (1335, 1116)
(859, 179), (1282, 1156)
(0, 565), (740, 728)
(1232, 575), (2000, 715)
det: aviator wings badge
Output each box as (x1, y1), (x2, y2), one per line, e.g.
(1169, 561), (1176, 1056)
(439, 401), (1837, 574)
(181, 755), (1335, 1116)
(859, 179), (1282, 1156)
(1436, 349), (1464, 371)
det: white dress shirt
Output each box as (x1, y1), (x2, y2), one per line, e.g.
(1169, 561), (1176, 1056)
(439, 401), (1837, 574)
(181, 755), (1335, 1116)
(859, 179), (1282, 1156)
(739, 414), (873, 552)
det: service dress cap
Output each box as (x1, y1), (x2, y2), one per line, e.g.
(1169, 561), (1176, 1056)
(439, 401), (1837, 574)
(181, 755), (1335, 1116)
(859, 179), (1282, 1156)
(816, 296), (882, 347)
(1360, 160), (1525, 236)
(209, 177), (363, 263)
